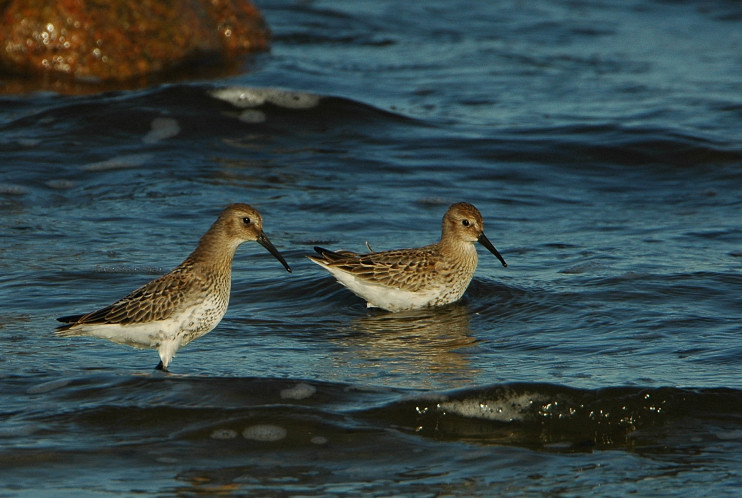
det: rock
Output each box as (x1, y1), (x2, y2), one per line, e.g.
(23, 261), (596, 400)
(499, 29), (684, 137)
(0, 0), (270, 85)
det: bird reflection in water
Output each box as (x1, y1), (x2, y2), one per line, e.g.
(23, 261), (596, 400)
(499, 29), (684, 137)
(341, 303), (481, 388)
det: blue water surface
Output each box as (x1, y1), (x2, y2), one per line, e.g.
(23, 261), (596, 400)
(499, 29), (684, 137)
(1, 0), (741, 495)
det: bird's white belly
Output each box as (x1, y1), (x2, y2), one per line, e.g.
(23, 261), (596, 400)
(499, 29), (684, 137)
(71, 321), (177, 349)
(172, 294), (229, 346)
(70, 294), (228, 349)
(326, 267), (454, 312)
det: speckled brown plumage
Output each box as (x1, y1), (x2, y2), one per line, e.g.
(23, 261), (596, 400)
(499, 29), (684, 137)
(56, 203), (291, 371)
(308, 202), (507, 312)
(57, 264), (217, 326)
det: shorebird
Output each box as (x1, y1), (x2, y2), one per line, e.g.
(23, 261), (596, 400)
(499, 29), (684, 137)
(308, 202), (507, 312)
(56, 203), (292, 371)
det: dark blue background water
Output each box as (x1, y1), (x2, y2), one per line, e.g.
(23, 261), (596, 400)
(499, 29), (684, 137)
(2, 0), (741, 495)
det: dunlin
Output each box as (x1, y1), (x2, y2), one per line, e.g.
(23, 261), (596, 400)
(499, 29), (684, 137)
(56, 203), (292, 371)
(308, 202), (507, 312)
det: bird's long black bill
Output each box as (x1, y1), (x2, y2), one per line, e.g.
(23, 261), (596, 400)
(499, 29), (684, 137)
(257, 232), (292, 272)
(478, 232), (507, 268)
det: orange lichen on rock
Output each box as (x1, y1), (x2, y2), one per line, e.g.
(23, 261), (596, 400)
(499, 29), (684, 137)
(0, 0), (270, 83)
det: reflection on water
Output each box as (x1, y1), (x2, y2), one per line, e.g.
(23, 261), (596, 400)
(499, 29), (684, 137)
(341, 305), (480, 388)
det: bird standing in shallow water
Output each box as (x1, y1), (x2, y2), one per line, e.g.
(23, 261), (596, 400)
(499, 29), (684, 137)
(56, 203), (292, 371)
(308, 202), (507, 312)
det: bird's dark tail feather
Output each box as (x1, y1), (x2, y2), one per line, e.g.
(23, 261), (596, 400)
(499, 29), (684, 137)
(57, 314), (84, 324)
(312, 246), (359, 261)
(55, 314), (84, 334)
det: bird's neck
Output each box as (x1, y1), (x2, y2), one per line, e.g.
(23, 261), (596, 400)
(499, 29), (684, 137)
(439, 235), (478, 267)
(182, 224), (240, 272)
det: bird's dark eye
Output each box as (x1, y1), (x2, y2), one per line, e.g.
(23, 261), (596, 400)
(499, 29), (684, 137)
(242, 217), (251, 225)
(462, 219), (470, 227)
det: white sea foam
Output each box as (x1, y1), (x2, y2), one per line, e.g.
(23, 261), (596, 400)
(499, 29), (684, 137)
(17, 138), (41, 147)
(280, 383), (317, 400)
(242, 424), (287, 442)
(45, 179), (76, 190)
(438, 393), (544, 423)
(82, 153), (153, 171)
(210, 87), (321, 110)
(142, 117), (180, 144)
(210, 429), (238, 440)
(238, 110), (266, 123)
(0, 183), (28, 195)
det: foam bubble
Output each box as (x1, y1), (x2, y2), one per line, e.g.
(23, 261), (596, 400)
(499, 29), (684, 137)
(439, 393), (543, 423)
(280, 383), (317, 400)
(0, 183), (27, 195)
(310, 436), (328, 445)
(239, 110), (266, 124)
(210, 87), (321, 110)
(210, 429), (238, 440)
(716, 430), (742, 441)
(17, 138), (41, 147)
(82, 153), (153, 171)
(242, 424), (287, 442)
(45, 179), (76, 190)
(142, 117), (180, 144)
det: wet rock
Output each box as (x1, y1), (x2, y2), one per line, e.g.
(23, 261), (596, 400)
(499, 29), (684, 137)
(0, 0), (270, 85)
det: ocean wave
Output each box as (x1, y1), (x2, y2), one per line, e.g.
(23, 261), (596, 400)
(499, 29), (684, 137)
(6, 374), (742, 454)
(365, 382), (742, 451)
